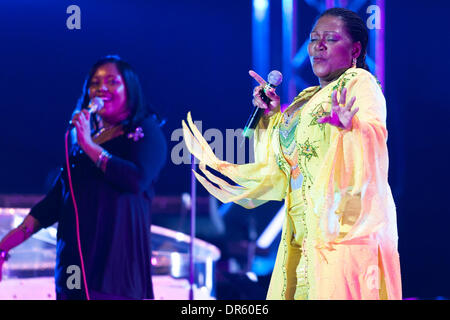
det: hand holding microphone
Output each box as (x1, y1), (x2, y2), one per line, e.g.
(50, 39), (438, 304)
(69, 97), (104, 128)
(243, 70), (282, 138)
(70, 97), (104, 150)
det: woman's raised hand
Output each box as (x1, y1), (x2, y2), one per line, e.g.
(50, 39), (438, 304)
(317, 87), (359, 130)
(71, 110), (105, 168)
(249, 70), (280, 116)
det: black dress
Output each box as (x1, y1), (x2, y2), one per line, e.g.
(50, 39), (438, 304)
(29, 115), (167, 299)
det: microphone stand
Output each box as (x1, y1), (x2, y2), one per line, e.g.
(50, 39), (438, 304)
(246, 215), (257, 273)
(189, 154), (196, 300)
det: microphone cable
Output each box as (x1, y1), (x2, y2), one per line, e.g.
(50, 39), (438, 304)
(64, 129), (90, 300)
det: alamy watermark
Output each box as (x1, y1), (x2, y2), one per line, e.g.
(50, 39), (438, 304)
(171, 121), (256, 165)
(66, 265), (81, 290)
(66, 5), (81, 30)
(65, 4), (381, 31)
(366, 5), (381, 30)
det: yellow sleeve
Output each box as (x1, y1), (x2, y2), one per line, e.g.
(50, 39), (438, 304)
(182, 112), (288, 209)
(312, 70), (395, 243)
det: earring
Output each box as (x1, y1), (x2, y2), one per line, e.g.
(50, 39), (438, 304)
(352, 57), (357, 68)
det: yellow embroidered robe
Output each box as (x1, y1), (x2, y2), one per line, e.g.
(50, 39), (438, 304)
(182, 68), (402, 300)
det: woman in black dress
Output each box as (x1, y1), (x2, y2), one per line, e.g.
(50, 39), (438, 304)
(0, 55), (167, 300)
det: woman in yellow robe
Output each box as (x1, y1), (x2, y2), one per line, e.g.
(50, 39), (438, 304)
(182, 8), (401, 300)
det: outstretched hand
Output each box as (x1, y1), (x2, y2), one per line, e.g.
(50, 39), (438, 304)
(317, 87), (359, 130)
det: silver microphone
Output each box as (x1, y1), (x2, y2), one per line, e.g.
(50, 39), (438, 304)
(86, 97), (104, 114)
(68, 97), (104, 129)
(242, 70), (283, 138)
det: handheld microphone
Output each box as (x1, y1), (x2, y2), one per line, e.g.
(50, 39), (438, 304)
(242, 70), (283, 138)
(68, 97), (104, 129)
(86, 97), (105, 114)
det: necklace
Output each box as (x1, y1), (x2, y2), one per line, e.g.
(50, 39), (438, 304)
(92, 126), (108, 139)
(92, 124), (124, 145)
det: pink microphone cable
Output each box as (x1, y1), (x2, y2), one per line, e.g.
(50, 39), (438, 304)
(64, 129), (90, 300)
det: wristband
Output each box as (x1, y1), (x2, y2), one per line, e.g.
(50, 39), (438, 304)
(96, 150), (111, 169)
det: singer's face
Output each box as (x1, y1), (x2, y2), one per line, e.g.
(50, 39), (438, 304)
(88, 63), (129, 124)
(307, 16), (360, 86)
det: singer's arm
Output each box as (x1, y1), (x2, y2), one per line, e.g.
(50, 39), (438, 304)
(0, 215), (42, 281)
(1, 172), (65, 281)
(82, 142), (104, 171)
(0, 215), (42, 255)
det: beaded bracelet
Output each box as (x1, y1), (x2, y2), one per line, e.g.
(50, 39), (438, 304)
(96, 150), (111, 169)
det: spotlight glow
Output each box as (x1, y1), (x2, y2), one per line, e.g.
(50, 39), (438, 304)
(254, 0), (268, 11)
(170, 252), (182, 278)
(256, 205), (285, 249)
(253, 0), (269, 21)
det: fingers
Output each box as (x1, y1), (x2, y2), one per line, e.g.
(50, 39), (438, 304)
(81, 109), (90, 120)
(252, 85), (279, 112)
(265, 87), (280, 102)
(349, 106), (359, 118)
(249, 70), (267, 86)
(339, 87), (347, 106)
(71, 110), (91, 131)
(323, 89), (359, 129)
(269, 99), (279, 109)
(253, 85), (279, 101)
(331, 90), (339, 107)
(71, 113), (79, 128)
(333, 89), (357, 111)
(252, 85), (267, 108)
(72, 110), (90, 122)
(346, 96), (356, 110)
(332, 88), (352, 107)
(253, 85), (264, 97)
(252, 94), (268, 109)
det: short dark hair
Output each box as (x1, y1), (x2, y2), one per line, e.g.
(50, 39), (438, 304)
(75, 55), (162, 132)
(317, 7), (370, 71)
